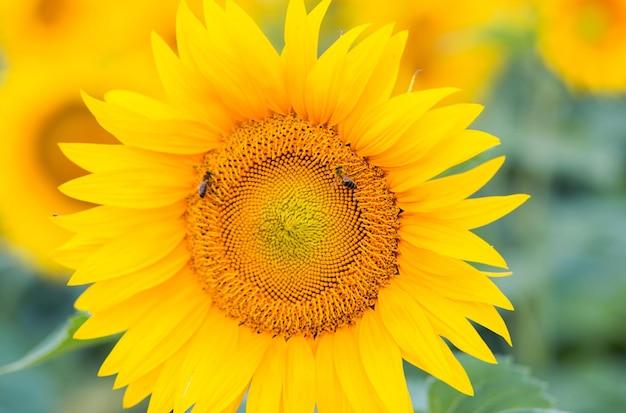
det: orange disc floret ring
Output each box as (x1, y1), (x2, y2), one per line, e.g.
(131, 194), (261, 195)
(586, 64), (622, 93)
(186, 114), (400, 338)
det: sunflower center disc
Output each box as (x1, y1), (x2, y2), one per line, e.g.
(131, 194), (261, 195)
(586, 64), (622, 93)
(186, 114), (400, 337)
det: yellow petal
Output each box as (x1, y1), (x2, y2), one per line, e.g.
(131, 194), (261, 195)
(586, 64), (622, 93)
(372, 104), (484, 174)
(396, 157), (506, 211)
(400, 215), (508, 268)
(428, 194), (530, 229)
(53, 203), (185, 238)
(103, 89), (183, 119)
(384, 131), (500, 200)
(122, 365), (162, 408)
(339, 31), (407, 132)
(346, 88), (459, 158)
(282, 0), (331, 118)
(59, 142), (198, 174)
(58, 167), (194, 209)
(304, 24), (370, 125)
(398, 241), (513, 310)
(179, 1), (274, 121)
(462, 301), (512, 346)
(82, 92), (221, 154)
(190, 324), (272, 412)
(52, 233), (107, 270)
(74, 243), (189, 312)
(327, 24), (395, 126)
(68, 217), (186, 285)
(378, 282), (473, 395)
(104, 278), (209, 386)
(333, 326), (386, 413)
(152, 31), (236, 131)
(224, 0), (288, 115)
(146, 338), (190, 413)
(220, 387), (247, 413)
(74, 272), (186, 339)
(358, 309), (413, 413)
(315, 334), (351, 413)
(394, 276), (496, 364)
(283, 335), (316, 413)
(247, 338), (286, 413)
(175, 307), (239, 413)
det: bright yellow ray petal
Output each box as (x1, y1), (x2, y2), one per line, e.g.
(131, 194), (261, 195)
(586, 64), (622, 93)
(282, 0), (331, 118)
(74, 244), (189, 312)
(378, 282), (473, 395)
(394, 276), (496, 364)
(400, 216), (508, 268)
(74, 273), (186, 339)
(221, 387), (247, 413)
(338, 30), (407, 134)
(315, 333), (351, 413)
(395, 129), (500, 183)
(52, 234), (108, 270)
(223, 0), (289, 115)
(122, 365), (163, 408)
(175, 307), (239, 413)
(190, 326), (272, 413)
(304, 24), (370, 125)
(428, 194), (530, 229)
(104, 281), (209, 386)
(346, 88), (459, 157)
(383, 129), (500, 188)
(68, 217), (186, 285)
(59, 142), (198, 174)
(327, 24), (395, 126)
(53, 203), (185, 238)
(376, 103), (483, 169)
(283, 335), (316, 413)
(103, 89), (183, 119)
(58, 167), (194, 209)
(398, 241), (513, 310)
(383, 103), (485, 191)
(461, 301), (512, 346)
(396, 156), (506, 211)
(399, 241), (489, 280)
(82, 92), (221, 154)
(146, 339), (191, 413)
(179, 1), (274, 121)
(333, 326), (386, 413)
(358, 309), (413, 413)
(247, 338), (286, 413)
(151, 30), (236, 131)
(180, 1), (262, 122)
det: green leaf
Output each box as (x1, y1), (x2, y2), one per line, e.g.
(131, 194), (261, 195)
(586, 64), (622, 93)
(499, 410), (569, 413)
(427, 355), (566, 413)
(0, 311), (114, 375)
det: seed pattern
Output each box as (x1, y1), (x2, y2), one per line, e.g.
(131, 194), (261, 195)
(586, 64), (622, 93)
(186, 114), (400, 337)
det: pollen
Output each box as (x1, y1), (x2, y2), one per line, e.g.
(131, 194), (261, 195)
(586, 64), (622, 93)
(186, 114), (400, 337)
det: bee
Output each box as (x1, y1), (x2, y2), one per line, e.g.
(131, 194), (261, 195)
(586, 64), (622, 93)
(198, 171), (213, 198)
(335, 166), (357, 190)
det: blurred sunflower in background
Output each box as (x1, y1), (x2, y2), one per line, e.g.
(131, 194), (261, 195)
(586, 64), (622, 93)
(0, 0), (202, 275)
(0, 58), (162, 276)
(54, 0), (527, 411)
(0, 0), (180, 64)
(340, 0), (530, 102)
(536, 0), (626, 93)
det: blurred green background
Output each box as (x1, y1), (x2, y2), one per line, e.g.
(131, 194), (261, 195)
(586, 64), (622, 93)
(1, 1), (625, 412)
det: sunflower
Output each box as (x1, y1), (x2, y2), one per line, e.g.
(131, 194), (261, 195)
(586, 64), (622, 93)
(0, 1), (179, 64)
(537, 0), (626, 93)
(0, 0), (203, 275)
(55, 0), (528, 411)
(0, 54), (165, 274)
